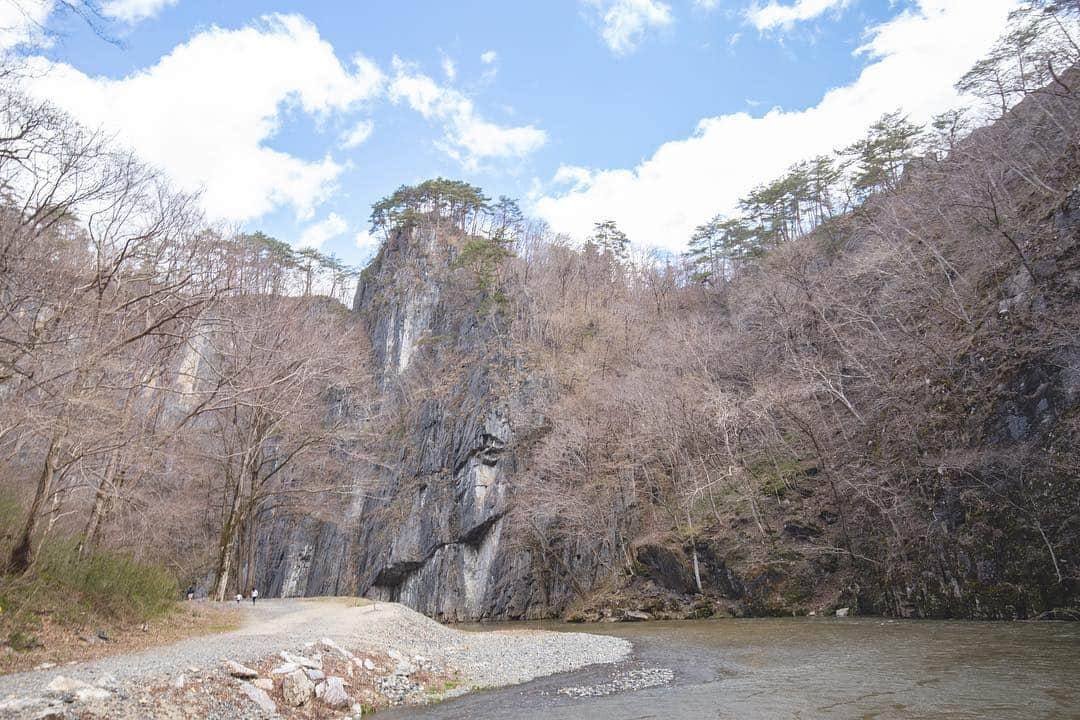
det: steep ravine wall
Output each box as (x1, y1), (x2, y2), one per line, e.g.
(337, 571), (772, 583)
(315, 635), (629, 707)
(251, 226), (590, 619)
(348, 227), (568, 620)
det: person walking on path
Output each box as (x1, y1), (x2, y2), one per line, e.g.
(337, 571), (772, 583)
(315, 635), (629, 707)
(186, 586), (195, 601)
(251, 588), (258, 605)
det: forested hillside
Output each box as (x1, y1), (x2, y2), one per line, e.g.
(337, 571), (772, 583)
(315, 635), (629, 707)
(1, 1), (1078, 636)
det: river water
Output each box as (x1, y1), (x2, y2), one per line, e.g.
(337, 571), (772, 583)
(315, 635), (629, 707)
(381, 618), (1080, 719)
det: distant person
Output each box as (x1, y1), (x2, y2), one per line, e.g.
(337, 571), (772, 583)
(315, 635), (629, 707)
(235, 593), (242, 604)
(251, 588), (258, 604)
(186, 586), (195, 601)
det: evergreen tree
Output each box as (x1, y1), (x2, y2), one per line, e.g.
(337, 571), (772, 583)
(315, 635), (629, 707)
(590, 219), (630, 261)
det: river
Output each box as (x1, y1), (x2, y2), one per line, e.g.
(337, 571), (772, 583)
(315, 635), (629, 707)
(380, 617), (1080, 719)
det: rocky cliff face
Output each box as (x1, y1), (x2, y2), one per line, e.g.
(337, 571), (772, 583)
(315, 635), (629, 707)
(348, 226), (593, 620)
(251, 226), (578, 619)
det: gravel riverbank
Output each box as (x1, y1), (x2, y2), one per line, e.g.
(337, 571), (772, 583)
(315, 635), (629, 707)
(0, 599), (631, 719)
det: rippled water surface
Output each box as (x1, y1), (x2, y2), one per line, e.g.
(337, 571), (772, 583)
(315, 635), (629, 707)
(381, 618), (1080, 719)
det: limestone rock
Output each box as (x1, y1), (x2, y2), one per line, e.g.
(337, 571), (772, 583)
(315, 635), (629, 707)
(272, 662), (301, 675)
(282, 669), (315, 707)
(320, 676), (349, 707)
(253, 677), (274, 691)
(74, 687), (111, 703)
(280, 650), (321, 670)
(223, 660), (260, 679)
(304, 668), (325, 682)
(320, 637), (353, 659)
(47, 676), (90, 695)
(240, 681), (278, 714)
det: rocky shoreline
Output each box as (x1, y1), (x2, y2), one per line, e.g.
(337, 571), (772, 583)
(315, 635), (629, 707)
(0, 600), (631, 719)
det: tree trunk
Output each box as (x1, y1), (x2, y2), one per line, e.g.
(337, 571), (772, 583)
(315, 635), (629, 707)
(78, 449), (122, 558)
(5, 436), (61, 575)
(212, 475), (246, 601)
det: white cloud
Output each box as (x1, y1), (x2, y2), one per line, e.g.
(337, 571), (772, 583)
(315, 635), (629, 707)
(354, 229), (379, 251)
(0, 0), (54, 51)
(22, 14), (384, 223)
(440, 53), (456, 81)
(341, 118), (374, 149)
(480, 49), (497, 64)
(535, 0), (1019, 251)
(583, 0), (673, 56)
(388, 57), (546, 169)
(748, 0), (854, 32)
(101, 0), (178, 24)
(299, 212), (348, 249)
(695, 0), (721, 9)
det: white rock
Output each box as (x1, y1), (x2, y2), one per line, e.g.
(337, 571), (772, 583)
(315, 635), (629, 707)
(240, 681), (277, 714)
(362, 658), (375, 671)
(74, 687), (112, 703)
(223, 660), (260, 679)
(835, 607), (850, 617)
(282, 669), (315, 707)
(321, 676), (349, 708)
(253, 677), (274, 691)
(0, 697), (47, 713)
(172, 674), (185, 690)
(351, 702), (365, 717)
(321, 637), (353, 660)
(272, 662), (301, 675)
(280, 650), (321, 670)
(305, 668), (326, 682)
(96, 674), (119, 690)
(47, 676), (90, 694)
(33, 663), (57, 671)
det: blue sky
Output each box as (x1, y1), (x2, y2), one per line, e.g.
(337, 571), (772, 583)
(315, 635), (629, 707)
(5, 0), (1018, 266)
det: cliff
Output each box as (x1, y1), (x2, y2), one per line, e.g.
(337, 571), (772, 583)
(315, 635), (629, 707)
(249, 73), (1080, 622)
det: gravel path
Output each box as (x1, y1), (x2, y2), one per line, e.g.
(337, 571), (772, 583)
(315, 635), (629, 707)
(0, 598), (631, 717)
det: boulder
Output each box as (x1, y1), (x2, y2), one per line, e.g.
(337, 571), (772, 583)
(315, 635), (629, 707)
(47, 677), (90, 695)
(622, 610), (652, 622)
(74, 687), (111, 703)
(272, 662), (301, 675)
(282, 669), (315, 707)
(253, 677), (274, 691)
(320, 637), (353, 659)
(223, 660), (260, 679)
(280, 650), (321, 670)
(304, 668), (325, 682)
(835, 607), (850, 617)
(239, 681), (277, 714)
(320, 676), (349, 707)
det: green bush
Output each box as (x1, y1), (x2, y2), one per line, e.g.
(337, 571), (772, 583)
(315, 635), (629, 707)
(33, 538), (178, 620)
(0, 496), (178, 651)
